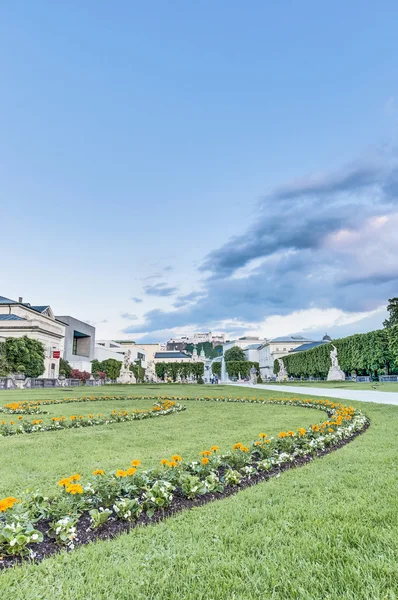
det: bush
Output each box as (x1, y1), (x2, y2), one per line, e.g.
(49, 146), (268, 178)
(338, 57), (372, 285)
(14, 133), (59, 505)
(5, 337), (45, 378)
(224, 346), (246, 362)
(59, 358), (72, 378)
(197, 376), (204, 384)
(70, 369), (91, 382)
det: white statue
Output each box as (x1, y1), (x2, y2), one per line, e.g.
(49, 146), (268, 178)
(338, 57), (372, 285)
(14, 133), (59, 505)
(250, 366), (257, 385)
(277, 358), (288, 381)
(145, 360), (156, 382)
(117, 350), (136, 384)
(327, 344), (345, 381)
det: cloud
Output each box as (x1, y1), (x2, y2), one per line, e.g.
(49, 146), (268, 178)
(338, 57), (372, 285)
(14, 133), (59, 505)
(144, 283), (178, 297)
(125, 159), (398, 337)
(131, 297), (143, 303)
(120, 313), (138, 320)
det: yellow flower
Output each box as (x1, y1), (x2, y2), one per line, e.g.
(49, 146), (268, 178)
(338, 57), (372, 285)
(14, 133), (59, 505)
(169, 461), (178, 467)
(0, 497), (18, 512)
(65, 483), (83, 495)
(297, 427), (307, 436)
(69, 473), (81, 482)
(311, 425), (320, 432)
(17, 416), (23, 420)
(240, 446), (249, 453)
(171, 455), (182, 462)
(233, 443), (244, 450)
(201, 457), (209, 465)
(278, 432), (287, 438)
(126, 467), (137, 476)
(115, 469), (127, 477)
(58, 477), (72, 488)
(254, 441), (262, 446)
(287, 431), (295, 437)
(210, 446), (219, 452)
(160, 459), (170, 466)
(93, 469), (105, 476)
(259, 433), (267, 439)
(131, 459), (141, 467)
(200, 450), (212, 457)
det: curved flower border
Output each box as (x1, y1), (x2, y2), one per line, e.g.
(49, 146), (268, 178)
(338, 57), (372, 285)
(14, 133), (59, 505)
(0, 400), (184, 438)
(0, 396), (369, 567)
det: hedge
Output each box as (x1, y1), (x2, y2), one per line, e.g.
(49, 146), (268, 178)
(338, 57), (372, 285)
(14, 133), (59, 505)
(275, 328), (395, 378)
(155, 362), (204, 381)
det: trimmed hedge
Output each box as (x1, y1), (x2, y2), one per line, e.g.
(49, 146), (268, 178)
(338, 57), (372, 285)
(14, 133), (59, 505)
(278, 328), (394, 378)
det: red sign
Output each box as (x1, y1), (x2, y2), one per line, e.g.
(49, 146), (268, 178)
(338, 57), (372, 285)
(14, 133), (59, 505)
(53, 351), (61, 359)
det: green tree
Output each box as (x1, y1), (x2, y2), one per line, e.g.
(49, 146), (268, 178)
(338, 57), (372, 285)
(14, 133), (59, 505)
(59, 358), (72, 378)
(155, 363), (167, 380)
(383, 298), (398, 328)
(5, 337), (45, 378)
(211, 362), (221, 378)
(224, 346), (246, 362)
(100, 358), (122, 380)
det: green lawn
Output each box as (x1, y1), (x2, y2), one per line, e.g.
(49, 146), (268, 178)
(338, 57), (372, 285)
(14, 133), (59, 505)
(0, 385), (397, 600)
(262, 380), (398, 391)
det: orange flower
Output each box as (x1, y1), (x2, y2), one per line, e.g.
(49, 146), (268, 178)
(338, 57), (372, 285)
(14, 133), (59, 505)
(171, 455), (182, 462)
(93, 469), (105, 476)
(0, 497), (18, 512)
(233, 443), (244, 450)
(58, 477), (72, 488)
(200, 450), (212, 457)
(131, 459), (141, 467)
(287, 431), (295, 437)
(201, 457), (209, 465)
(278, 432), (287, 438)
(126, 467), (137, 476)
(210, 446), (219, 452)
(115, 469), (127, 477)
(65, 483), (83, 495)
(160, 459), (170, 466)
(254, 441), (262, 446)
(69, 474), (81, 482)
(259, 433), (267, 439)
(169, 461), (178, 467)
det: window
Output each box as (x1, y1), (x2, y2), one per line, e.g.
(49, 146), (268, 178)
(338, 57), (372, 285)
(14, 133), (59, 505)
(72, 337), (78, 355)
(283, 347), (286, 351)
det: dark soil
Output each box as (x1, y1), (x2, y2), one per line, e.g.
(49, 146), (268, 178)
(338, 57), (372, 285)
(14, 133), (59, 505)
(0, 422), (369, 570)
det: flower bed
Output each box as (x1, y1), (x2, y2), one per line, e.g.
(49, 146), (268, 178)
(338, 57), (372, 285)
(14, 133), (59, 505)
(0, 400), (184, 437)
(0, 396), (368, 567)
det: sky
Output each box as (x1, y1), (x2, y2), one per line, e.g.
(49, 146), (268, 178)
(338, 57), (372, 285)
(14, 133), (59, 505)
(1, 1), (398, 343)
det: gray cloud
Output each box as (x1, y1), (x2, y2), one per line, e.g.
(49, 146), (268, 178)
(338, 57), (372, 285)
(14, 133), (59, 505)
(124, 160), (398, 335)
(144, 283), (178, 297)
(200, 163), (393, 278)
(120, 313), (138, 320)
(131, 297), (143, 303)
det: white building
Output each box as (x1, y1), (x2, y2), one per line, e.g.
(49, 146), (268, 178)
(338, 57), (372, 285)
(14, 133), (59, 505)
(0, 295), (66, 379)
(258, 335), (329, 379)
(223, 336), (266, 355)
(242, 343), (263, 363)
(95, 340), (147, 367)
(169, 332), (225, 346)
(56, 315), (95, 373)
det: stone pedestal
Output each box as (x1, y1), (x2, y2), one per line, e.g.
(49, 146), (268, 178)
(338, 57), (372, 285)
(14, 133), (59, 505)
(117, 366), (136, 384)
(327, 367), (345, 381)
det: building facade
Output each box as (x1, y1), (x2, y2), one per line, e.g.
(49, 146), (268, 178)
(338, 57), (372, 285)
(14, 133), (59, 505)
(95, 340), (147, 367)
(0, 295), (66, 379)
(258, 335), (327, 379)
(56, 316), (95, 373)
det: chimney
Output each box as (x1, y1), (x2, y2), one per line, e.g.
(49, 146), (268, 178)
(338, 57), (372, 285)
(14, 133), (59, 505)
(18, 297), (23, 303)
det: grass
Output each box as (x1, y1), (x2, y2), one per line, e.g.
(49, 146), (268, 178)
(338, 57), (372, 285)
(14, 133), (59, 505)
(262, 380), (398, 391)
(0, 384), (397, 599)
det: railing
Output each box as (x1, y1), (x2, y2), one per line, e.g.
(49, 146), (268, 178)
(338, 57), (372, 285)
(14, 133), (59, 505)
(379, 375), (398, 382)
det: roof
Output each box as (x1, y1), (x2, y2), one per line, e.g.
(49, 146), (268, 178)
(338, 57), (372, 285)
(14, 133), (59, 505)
(271, 335), (314, 343)
(0, 296), (17, 304)
(30, 305), (50, 313)
(290, 341), (329, 353)
(0, 314), (25, 321)
(154, 351), (190, 359)
(244, 344), (262, 350)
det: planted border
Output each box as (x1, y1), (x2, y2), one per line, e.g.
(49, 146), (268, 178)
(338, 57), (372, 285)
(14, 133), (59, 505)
(0, 400), (184, 438)
(0, 396), (368, 568)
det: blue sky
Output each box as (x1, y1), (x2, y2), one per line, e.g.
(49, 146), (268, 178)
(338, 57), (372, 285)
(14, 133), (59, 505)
(1, 1), (398, 342)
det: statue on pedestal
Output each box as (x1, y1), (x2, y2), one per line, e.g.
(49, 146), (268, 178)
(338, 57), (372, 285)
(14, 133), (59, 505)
(250, 366), (257, 385)
(327, 345), (345, 381)
(277, 358), (288, 381)
(117, 350), (136, 384)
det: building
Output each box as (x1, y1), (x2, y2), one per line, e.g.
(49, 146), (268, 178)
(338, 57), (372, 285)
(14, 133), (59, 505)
(56, 316), (95, 373)
(0, 295), (66, 379)
(113, 341), (162, 363)
(242, 343), (263, 363)
(223, 336), (266, 355)
(168, 332), (225, 348)
(258, 335), (330, 379)
(166, 340), (187, 352)
(95, 340), (147, 367)
(153, 351), (192, 363)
